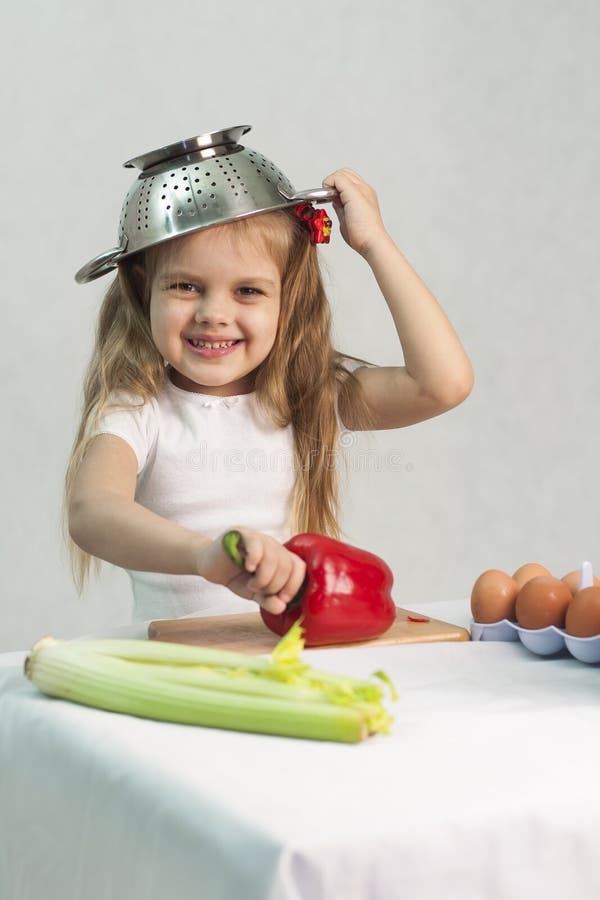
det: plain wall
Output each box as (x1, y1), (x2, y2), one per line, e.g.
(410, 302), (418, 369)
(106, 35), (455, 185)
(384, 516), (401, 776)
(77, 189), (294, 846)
(2, 0), (600, 650)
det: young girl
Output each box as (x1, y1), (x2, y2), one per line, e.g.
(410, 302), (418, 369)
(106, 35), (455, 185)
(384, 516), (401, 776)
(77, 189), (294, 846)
(64, 129), (474, 623)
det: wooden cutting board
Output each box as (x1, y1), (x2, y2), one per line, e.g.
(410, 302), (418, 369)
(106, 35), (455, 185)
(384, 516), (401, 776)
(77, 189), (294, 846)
(148, 607), (470, 654)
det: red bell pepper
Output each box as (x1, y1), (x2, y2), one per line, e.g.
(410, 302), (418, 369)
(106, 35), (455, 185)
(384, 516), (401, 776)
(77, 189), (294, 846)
(222, 531), (396, 646)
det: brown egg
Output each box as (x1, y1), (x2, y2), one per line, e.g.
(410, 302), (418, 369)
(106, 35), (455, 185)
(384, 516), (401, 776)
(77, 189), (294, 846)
(515, 576), (572, 629)
(471, 569), (520, 623)
(565, 587), (600, 637)
(561, 571), (600, 597)
(512, 562), (552, 590)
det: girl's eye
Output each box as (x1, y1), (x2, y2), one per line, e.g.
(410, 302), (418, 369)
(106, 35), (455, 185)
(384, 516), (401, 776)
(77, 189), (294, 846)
(238, 287), (262, 296)
(171, 282), (198, 293)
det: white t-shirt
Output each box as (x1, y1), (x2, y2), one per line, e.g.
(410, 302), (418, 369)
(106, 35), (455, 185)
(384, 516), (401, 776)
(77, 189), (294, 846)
(92, 360), (367, 622)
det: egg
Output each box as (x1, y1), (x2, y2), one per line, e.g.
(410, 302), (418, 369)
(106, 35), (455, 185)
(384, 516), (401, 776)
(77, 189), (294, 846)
(471, 569), (520, 623)
(515, 576), (572, 629)
(565, 587), (600, 637)
(561, 571), (600, 597)
(512, 562), (552, 590)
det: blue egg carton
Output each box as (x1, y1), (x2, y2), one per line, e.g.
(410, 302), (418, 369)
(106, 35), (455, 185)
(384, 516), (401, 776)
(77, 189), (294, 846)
(470, 619), (600, 664)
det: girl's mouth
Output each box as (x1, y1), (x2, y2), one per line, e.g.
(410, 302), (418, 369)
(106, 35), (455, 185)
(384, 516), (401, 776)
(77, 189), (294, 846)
(184, 338), (243, 358)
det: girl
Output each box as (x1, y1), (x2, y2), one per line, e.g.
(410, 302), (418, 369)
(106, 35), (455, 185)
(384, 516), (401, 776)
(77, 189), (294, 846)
(64, 132), (474, 623)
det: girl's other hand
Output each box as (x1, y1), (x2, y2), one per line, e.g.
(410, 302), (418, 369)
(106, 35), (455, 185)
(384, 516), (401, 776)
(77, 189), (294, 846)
(322, 168), (389, 257)
(193, 528), (307, 615)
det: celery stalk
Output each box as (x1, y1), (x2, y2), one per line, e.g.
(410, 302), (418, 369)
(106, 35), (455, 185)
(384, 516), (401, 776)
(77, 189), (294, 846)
(124, 660), (334, 704)
(66, 637), (276, 671)
(25, 642), (368, 743)
(23, 622), (396, 743)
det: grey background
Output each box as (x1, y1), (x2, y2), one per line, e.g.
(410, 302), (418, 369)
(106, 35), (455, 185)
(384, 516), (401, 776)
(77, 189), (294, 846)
(2, 1), (599, 651)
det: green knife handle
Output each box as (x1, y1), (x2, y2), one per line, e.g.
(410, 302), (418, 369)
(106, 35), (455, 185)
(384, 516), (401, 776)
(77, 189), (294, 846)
(222, 530), (246, 568)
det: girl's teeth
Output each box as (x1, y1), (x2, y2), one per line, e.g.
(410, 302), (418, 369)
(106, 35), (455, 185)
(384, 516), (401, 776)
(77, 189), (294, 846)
(190, 339), (237, 348)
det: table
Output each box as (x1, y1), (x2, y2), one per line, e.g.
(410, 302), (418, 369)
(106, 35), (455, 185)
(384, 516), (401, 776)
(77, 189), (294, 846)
(1, 599), (599, 900)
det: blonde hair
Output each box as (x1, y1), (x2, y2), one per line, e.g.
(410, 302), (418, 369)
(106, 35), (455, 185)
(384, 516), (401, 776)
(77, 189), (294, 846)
(63, 208), (375, 594)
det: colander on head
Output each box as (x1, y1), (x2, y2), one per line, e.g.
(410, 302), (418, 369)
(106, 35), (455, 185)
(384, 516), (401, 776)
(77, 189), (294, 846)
(75, 125), (338, 284)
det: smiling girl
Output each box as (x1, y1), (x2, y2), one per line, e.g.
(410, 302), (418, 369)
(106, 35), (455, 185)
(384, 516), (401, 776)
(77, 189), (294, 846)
(151, 225), (282, 397)
(64, 129), (473, 623)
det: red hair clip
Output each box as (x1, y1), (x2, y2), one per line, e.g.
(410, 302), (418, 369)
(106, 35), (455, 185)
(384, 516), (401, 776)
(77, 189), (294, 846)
(294, 202), (332, 244)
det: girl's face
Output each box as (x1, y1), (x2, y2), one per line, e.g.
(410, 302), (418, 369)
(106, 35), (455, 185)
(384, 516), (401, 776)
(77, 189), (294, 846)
(149, 226), (282, 396)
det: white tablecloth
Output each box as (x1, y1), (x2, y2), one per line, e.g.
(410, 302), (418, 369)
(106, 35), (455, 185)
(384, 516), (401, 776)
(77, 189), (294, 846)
(1, 599), (599, 900)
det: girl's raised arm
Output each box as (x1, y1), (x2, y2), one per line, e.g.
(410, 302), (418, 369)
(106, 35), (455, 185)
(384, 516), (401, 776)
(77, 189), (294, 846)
(324, 168), (474, 431)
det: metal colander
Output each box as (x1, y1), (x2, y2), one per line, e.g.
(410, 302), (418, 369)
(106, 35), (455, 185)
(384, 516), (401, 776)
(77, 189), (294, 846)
(75, 125), (337, 284)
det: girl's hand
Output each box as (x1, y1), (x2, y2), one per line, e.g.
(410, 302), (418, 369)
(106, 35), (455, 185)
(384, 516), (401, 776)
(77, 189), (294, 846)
(322, 168), (389, 257)
(193, 528), (307, 615)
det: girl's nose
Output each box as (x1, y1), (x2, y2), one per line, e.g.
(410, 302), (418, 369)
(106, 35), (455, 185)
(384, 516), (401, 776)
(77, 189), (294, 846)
(193, 291), (232, 325)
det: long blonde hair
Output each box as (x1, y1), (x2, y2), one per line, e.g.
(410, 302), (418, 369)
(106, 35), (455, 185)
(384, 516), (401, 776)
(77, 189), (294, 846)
(63, 207), (375, 594)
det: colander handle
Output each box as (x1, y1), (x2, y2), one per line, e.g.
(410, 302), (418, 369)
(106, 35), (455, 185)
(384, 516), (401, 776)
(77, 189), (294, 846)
(277, 185), (339, 203)
(74, 247), (124, 284)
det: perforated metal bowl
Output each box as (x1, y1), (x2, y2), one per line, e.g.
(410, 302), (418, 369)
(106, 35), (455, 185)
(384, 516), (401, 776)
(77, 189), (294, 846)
(75, 125), (337, 284)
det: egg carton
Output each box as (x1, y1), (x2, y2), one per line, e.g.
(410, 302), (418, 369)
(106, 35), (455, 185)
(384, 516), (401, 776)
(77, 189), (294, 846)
(470, 619), (600, 664)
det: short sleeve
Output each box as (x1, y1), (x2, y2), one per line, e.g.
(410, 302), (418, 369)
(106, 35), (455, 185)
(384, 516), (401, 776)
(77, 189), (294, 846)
(339, 354), (378, 376)
(92, 391), (158, 475)
(336, 354), (378, 431)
